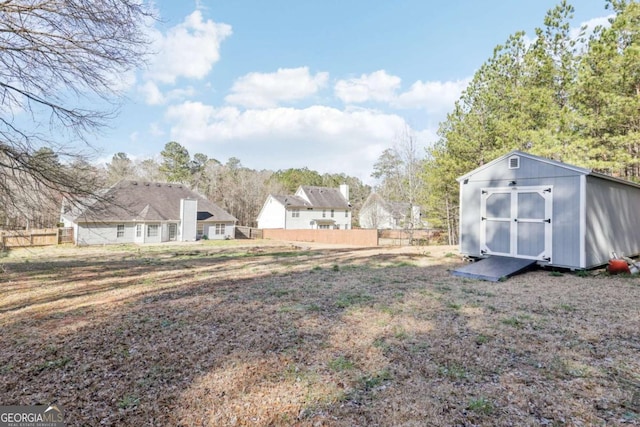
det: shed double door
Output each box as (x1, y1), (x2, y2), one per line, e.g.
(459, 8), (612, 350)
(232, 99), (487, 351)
(480, 186), (553, 262)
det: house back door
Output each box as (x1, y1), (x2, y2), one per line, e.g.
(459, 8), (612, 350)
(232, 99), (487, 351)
(169, 223), (177, 241)
(480, 186), (552, 262)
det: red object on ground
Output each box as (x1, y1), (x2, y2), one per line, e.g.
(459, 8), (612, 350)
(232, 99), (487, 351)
(608, 259), (630, 274)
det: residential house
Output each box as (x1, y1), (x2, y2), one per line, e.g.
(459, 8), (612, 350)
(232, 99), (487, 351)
(359, 193), (409, 229)
(61, 180), (237, 245)
(257, 185), (352, 229)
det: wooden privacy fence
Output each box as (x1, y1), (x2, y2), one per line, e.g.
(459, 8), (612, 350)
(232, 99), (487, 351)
(0, 227), (74, 248)
(262, 229), (378, 246)
(235, 226), (263, 239)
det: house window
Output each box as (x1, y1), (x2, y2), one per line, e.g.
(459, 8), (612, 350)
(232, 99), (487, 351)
(147, 224), (159, 237)
(197, 223), (204, 237)
(345, 210), (349, 217)
(319, 224), (330, 229)
(322, 210), (326, 218)
(215, 223), (226, 235)
(135, 224), (142, 238)
(117, 224), (125, 238)
(331, 209), (335, 217)
(292, 209), (300, 218)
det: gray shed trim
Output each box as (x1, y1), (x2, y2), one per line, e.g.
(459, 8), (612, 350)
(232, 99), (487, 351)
(459, 150), (640, 190)
(457, 151), (590, 182)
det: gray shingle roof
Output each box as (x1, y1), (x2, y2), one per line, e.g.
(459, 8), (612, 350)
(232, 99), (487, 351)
(298, 186), (350, 208)
(69, 181), (237, 223)
(386, 201), (411, 219)
(271, 195), (311, 208)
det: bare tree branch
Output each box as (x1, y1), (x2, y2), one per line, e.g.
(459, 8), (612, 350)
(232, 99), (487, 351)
(0, 0), (155, 228)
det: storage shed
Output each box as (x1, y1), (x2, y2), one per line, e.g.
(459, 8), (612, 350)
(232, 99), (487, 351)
(457, 150), (640, 269)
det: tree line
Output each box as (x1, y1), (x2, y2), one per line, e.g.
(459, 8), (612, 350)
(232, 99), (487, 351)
(97, 141), (371, 228)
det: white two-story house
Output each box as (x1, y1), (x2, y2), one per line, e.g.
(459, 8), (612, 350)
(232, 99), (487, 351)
(257, 185), (352, 229)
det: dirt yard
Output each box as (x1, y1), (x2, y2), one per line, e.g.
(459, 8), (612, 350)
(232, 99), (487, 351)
(1, 241), (639, 426)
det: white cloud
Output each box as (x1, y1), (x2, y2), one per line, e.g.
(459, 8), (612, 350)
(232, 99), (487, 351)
(167, 86), (196, 100)
(139, 81), (165, 105)
(570, 15), (614, 53)
(164, 101), (414, 181)
(225, 67), (329, 108)
(570, 15), (613, 40)
(138, 81), (197, 106)
(334, 70), (401, 104)
(146, 10), (232, 84)
(333, 71), (468, 117)
(394, 78), (470, 114)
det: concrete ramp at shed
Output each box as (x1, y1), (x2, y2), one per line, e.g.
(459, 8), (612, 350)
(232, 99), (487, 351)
(452, 256), (537, 282)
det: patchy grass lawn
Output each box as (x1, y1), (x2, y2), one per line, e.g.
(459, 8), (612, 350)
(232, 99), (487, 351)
(1, 242), (639, 426)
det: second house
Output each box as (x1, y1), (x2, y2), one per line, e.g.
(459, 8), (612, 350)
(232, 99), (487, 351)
(257, 185), (352, 230)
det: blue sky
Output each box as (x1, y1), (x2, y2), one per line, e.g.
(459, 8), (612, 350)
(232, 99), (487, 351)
(100, 0), (611, 183)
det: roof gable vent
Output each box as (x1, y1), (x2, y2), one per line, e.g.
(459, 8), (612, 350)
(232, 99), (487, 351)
(508, 155), (520, 169)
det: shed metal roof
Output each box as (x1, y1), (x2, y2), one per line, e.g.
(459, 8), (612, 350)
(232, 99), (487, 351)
(457, 150), (640, 189)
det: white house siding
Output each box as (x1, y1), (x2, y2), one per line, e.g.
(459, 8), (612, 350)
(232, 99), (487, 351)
(76, 223), (137, 245)
(360, 204), (398, 229)
(257, 197), (286, 228)
(202, 222), (236, 240)
(142, 223), (163, 244)
(287, 208), (351, 230)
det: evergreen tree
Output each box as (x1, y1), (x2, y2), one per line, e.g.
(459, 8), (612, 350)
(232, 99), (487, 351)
(106, 153), (136, 185)
(159, 141), (191, 183)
